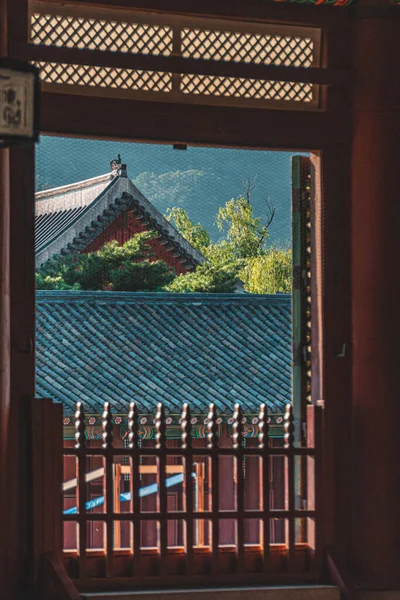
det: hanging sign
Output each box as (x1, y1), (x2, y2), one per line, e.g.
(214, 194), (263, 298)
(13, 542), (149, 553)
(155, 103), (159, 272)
(0, 59), (39, 147)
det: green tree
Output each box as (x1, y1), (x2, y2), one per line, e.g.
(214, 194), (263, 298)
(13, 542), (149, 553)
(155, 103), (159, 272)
(165, 207), (210, 252)
(36, 192), (292, 295)
(36, 232), (175, 291)
(165, 262), (241, 294)
(215, 196), (268, 259)
(162, 195), (291, 294)
(240, 249), (292, 294)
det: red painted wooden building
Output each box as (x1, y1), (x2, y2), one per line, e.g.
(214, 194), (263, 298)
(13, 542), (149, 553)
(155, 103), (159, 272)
(35, 160), (205, 275)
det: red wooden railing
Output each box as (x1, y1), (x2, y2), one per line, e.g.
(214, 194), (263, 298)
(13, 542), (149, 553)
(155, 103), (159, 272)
(33, 398), (324, 591)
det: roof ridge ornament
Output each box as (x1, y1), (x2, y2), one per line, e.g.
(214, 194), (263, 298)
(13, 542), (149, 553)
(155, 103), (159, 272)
(110, 154), (127, 178)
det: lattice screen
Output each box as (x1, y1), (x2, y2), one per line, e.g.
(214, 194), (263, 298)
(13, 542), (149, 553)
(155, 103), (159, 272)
(31, 13), (173, 56)
(181, 75), (313, 103)
(35, 62), (172, 93)
(181, 29), (314, 68)
(29, 3), (321, 109)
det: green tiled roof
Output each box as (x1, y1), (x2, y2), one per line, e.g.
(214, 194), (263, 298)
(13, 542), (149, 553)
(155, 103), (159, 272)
(36, 291), (292, 416)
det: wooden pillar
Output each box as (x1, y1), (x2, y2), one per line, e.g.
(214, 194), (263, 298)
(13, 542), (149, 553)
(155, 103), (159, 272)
(351, 2), (400, 589)
(0, 4), (35, 597)
(0, 148), (12, 598)
(0, 0), (12, 594)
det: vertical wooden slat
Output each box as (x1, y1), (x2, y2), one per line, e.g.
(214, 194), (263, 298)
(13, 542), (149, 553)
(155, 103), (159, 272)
(232, 403), (244, 572)
(195, 462), (205, 547)
(31, 398), (44, 580)
(284, 403), (295, 568)
(128, 402), (140, 573)
(207, 403), (219, 574)
(51, 401), (64, 558)
(181, 403), (194, 575)
(31, 397), (62, 580)
(292, 155), (312, 445)
(75, 402), (87, 580)
(258, 403), (270, 571)
(102, 402), (114, 577)
(43, 398), (54, 555)
(306, 404), (316, 556)
(309, 403), (324, 575)
(155, 403), (167, 575)
(114, 464), (121, 550)
(171, 24), (182, 93)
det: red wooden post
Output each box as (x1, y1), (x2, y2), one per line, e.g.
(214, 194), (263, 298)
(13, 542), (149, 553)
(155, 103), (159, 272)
(232, 403), (244, 572)
(155, 403), (167, 575)
(0, 143), (11, 598)
(351, 4), (400, 587)
(75, 402), (87, 580)
(181, 403), (194, 575)
(128, 402), (140, 574)
(102, 402), (114, 577)
(258, 404), (270, 571)
(307, 403), (324, 575)
(207, 403), (219, 574)
(31, 398), (63, 585)
(284, 403), (295, 568)
(114, 464), (121, 549)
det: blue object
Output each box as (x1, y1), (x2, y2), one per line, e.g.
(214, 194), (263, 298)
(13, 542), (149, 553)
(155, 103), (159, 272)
(63, 473), (184, 515)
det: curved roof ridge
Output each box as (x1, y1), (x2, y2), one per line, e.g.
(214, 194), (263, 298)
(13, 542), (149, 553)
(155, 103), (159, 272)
(35, 175), (126, 263)
(35, 290), (291, 305)
(35, 172), (113, 202)
(35, 174), (205, 269)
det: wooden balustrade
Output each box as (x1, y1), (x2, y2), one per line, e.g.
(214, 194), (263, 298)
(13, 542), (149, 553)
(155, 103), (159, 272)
(57, 401), (324, 589)
(31, 398), (324, 590)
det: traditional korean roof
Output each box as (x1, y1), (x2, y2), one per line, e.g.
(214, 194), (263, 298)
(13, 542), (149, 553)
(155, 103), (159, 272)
(35, 168), (205, 269)
(35, 291), (292, 418)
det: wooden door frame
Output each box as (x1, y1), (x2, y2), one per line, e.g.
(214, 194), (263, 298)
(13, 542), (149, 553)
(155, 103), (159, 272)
(4, 0), (353, 592)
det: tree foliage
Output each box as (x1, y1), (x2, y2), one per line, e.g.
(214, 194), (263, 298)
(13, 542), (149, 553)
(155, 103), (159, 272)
(240, 249), (292, 294)
(165, 207), (210, 252)
(215, 196), (268, 259)
(167, 195), (292, 294)
(36, 232), (175, 291)
(36, 193), (292, 294)
(165, 262), (241, 294)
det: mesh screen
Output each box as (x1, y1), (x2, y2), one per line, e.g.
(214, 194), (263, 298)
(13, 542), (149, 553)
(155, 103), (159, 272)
(35, 137), (297, 248)
(35, 138), (310, 478)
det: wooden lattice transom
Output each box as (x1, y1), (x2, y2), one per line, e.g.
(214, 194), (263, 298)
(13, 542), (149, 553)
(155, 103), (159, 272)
(29, 6), (320, 108)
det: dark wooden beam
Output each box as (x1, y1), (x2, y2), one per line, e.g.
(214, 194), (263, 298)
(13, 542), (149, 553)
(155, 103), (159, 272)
(25, 44), (352, 87)
(7, 0), (28, 58)
(32, 0), (350, 27)
(40, 92), (350, 150)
